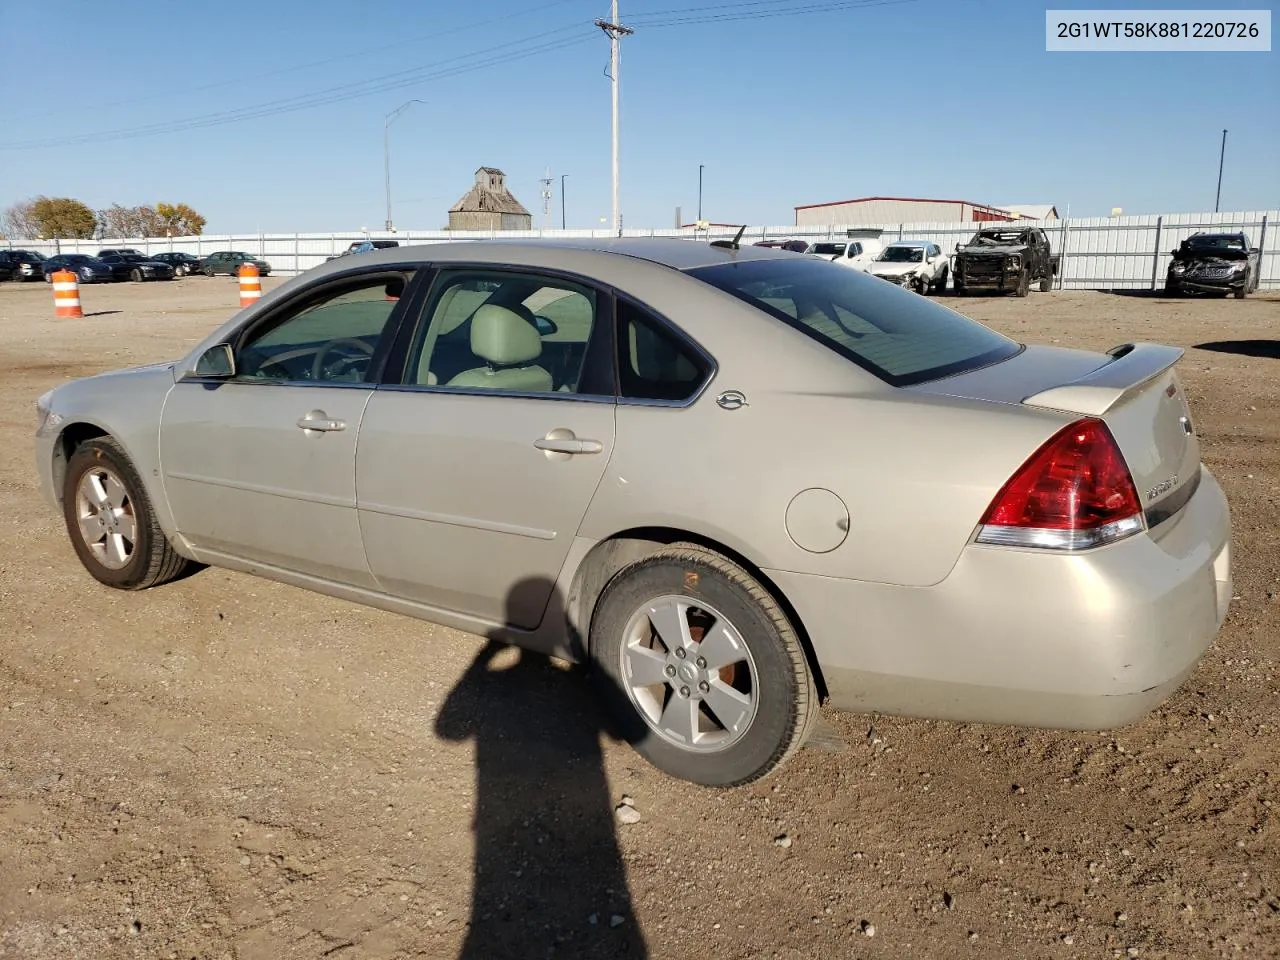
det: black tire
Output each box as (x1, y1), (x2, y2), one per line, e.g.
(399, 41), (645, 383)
(130, 268), (143, 283)
(62, 437), (192, 590)
(1166, 279), (1181, 296)
(203, 267), (216, 277)
(588, 544), (817, 787)
(1233, 284), (1247, 299)
(1014, 268), (1030, 297)
(953, 279), (966, 296)
(1039, 270), (1052, 293)
(934, 266), (949, 293)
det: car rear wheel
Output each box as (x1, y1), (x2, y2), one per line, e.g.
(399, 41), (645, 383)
(1039, 270), (1052, 293)
(62, 437), (193, 590)
(589, 544), (817, 787)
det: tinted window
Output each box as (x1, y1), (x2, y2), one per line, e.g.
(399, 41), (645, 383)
(617, 299), (708, 402)
(687, 258), (1020, 387)
(407, 269), (601, 395)
(234, 273), (414, 383)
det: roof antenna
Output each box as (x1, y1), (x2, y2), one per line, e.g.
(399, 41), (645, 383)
(710, 224), (747, 250)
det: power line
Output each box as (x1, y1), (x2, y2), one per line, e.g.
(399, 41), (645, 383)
(0, 28), (598, 150)
(631, 0), (916, 26)
(0, 0), (588, 123)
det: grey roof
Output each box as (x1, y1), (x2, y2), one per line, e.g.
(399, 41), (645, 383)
(450, 172), (531, 217)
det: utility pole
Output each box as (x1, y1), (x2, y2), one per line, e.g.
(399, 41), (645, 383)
(540, 166), (553, 230)
(384, 99), (423, 232)
(698, 163), (704, 222)
(596, 2), (633, 237)
(560, 174), (568, 229)
(1214, 128), (1227, 213)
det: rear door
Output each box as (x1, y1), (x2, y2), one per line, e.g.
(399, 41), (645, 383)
(356, 265), (617, 628)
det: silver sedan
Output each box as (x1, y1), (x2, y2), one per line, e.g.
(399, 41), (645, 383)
(33, 238), (1233, 786)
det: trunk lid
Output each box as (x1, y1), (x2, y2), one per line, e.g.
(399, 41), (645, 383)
(912, 342), (1200, 526)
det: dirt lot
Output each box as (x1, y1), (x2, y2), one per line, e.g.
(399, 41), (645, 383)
(1, 274), (1278, 960)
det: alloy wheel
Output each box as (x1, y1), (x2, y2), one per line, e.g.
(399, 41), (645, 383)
(73, 466), (136, 569)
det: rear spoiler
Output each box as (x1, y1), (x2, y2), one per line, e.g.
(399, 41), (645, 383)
(1022, 342), (1184, 417)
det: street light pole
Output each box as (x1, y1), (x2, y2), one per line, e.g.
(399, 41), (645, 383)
(560, 174), (568, 229)
(698, 164), (704, 222)
(596, 3), (632, 237)
(384, 99), (424, 232)
(1214, 128), (1227, 213)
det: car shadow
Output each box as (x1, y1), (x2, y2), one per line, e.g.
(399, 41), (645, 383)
(434, 577), (648, 960)
(1193, 340), (1280, 359)
(80, 310), (123, 318)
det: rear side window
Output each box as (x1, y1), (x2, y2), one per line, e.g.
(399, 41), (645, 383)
(617, 299), (708, 403)
(688, 258), (1020, 387)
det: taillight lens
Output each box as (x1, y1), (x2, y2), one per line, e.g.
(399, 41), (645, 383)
(976, 418), (1144, 551)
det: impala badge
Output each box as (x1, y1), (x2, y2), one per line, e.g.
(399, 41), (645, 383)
(1147, 476), (1178, 501)
(716, 390), (749, 410)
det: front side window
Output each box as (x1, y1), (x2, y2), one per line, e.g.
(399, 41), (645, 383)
(687, 258), (1020, 386)
(234, 273), (413, 383)
(406, 269), (601, 395)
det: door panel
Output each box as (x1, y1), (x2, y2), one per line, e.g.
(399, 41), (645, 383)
(356, 392), (615, 628)
(161, 381), (377, 587)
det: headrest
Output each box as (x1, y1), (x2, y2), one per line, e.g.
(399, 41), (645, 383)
(470, 304), (543, 366)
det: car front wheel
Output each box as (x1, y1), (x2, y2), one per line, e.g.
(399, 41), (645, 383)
(589, 545), (817, 787)
(62, 437), (192, 590)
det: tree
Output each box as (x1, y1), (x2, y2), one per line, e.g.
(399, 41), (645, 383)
(28, 196), (98, 239)
(155, 202), (206, 236)
(2, 199), (41, 240)
(96, 201), (207, 238)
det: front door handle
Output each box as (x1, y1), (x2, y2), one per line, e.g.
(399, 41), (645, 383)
(297, 410), (346, 433)
(534, 437), (603, 455)
(534, 428), (603, 457)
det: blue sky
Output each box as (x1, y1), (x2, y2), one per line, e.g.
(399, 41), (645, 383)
(0, 0), (1275, 233)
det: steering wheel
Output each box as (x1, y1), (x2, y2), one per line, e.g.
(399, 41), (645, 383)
(312, 337), (375, 380)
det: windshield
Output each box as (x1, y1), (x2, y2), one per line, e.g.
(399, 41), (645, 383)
(809, 243), (847, 256)
(877, 246), (924, 263)
(972, 231), (1028, 245)
(687, 258), (1020, 387)
(1185, 235), (1246, 252)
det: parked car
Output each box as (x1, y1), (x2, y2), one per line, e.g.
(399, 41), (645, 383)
(867, 240), (949, 293)
(0, 248), (46, 281)
(1166, 231), (1261, 299)
(40, 254), (116, 284)
(326, 239), (401, 262)
(953, 226), (1059, 297)
(97, 252), (176, 282)
(199, 251), (272, 277)
(33, 239), (1232, 787)
(803, 238), (885, 272)
(96, 248), (146, 259)
(149, 252), (204, 277)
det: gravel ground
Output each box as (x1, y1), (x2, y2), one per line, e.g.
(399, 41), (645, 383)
(1, 275), (1277, 960)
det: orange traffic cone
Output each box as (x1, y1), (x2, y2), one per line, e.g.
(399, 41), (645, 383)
(52, 269), (84, 319)
(238, 262), (262, 308)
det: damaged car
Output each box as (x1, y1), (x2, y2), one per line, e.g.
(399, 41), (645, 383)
(953, 226), (1059, 297)
(867, 240), (949, 294)
(1166, 232), (1261, 299)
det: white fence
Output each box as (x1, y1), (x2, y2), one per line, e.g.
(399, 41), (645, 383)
(10, 209), (1276, 290)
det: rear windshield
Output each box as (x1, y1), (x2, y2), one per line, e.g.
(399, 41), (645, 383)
(809, 243), (846, 256)
(687, 258), (1021, 386)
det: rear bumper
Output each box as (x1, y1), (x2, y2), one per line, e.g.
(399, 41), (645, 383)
(766, 465), (1232, 730)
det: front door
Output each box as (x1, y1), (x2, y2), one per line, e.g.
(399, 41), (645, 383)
(356, 267), (617, 628)
(160, 269), (417, 587)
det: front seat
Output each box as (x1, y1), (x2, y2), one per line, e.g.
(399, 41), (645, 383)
(445, 303), (553, 392)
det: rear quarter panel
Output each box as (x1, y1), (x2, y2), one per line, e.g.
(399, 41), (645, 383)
(578, 275), (1074, 587)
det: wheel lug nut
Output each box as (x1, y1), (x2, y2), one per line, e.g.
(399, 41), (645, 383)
(695, 656), (707, 669)
(674, 648), (687, 659)
(698, 680), (710, 693)
(665, 665), (676, 677)
(679, 685), (690, 698)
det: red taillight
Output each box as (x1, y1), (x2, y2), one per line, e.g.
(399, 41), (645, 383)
(976, 418), (1144, 550)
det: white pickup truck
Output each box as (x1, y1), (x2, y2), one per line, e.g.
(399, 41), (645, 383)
(804, 237), (885, 272)
(866, 240), (950, 294)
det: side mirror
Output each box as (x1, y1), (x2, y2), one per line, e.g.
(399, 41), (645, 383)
(533, 315), (558, 337)
(193, 343), (235, 378)
(954, 242), (961, 252)
(1251, 247), (1261, 255)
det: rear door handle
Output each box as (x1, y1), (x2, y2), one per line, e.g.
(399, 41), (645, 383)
(534, 435), (603, 455)
(297, 410), (346, 433)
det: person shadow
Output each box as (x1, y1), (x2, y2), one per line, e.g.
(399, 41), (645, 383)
(435, 577), (649, 960)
